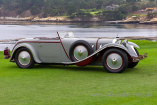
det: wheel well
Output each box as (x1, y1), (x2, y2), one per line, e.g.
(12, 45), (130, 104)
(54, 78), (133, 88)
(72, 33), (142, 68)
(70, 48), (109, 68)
(11, 47), (28, 61)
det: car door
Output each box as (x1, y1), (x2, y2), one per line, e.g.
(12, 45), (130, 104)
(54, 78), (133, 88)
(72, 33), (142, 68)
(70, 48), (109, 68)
(37, 42), (62, 63)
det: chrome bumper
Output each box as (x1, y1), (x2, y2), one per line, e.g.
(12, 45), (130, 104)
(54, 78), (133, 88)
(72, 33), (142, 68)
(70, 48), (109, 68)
(132, 53), (148, 62)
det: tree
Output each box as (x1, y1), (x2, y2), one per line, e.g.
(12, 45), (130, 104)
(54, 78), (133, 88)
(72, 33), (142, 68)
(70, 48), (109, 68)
(97, 10), (126, 21)
(126, 0), (141, 3)
(70, 9), (93, 21)
(30, 6), (41, 15)
(118, 4), (128, 14)
(0, 0), (155, 20)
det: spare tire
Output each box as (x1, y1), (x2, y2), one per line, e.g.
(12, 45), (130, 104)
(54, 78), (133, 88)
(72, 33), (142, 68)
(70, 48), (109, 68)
(69, 40), (94, 64)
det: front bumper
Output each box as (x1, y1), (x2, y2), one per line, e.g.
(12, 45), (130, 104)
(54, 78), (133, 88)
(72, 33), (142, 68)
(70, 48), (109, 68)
(132, 53), (148, 62)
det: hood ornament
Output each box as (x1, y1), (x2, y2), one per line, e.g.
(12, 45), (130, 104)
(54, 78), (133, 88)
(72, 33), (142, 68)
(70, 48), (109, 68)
(116, 33), (120, 38)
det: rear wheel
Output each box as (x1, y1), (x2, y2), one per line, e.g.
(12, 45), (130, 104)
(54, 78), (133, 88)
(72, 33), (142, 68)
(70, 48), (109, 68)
(102, 48), (128, 73)
(15, 48), (35, 68)
(128, 48), (139, 68)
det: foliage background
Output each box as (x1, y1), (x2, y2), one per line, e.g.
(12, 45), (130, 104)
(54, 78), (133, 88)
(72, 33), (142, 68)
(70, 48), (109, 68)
(0, 0), (157, 21)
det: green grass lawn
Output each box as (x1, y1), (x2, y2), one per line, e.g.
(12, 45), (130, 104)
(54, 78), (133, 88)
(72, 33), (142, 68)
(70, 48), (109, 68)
(0, 40), (157, 105)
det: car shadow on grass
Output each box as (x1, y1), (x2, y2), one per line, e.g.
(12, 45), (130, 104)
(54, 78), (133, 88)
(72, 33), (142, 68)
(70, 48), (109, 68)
(34, 64), (105, 72)
(8, 63), (137, 73)
(34, 64), (137, 73)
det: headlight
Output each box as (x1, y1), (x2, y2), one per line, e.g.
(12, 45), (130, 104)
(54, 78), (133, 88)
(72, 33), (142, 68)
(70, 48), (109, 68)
(112, 39), (122, 44)
(116, 40), (122, 44)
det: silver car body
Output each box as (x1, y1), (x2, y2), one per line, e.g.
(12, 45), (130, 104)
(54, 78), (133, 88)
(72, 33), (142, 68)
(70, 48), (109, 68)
(10, 32), (139, 65)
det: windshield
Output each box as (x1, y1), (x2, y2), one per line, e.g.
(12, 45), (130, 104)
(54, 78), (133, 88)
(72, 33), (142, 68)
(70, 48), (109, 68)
(58, 32), (75, 38)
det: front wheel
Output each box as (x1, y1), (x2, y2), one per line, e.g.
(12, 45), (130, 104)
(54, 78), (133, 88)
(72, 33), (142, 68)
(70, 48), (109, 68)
(102, 48), (128, 73)
(15, 48), (35, 69)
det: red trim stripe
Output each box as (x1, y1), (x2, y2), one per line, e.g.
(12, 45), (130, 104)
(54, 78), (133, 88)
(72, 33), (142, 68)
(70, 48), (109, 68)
(12, 41), (60, 51)
(57, 32), (71, 60)
(96, 38), (101, 50)
(16, 41), (60, 43)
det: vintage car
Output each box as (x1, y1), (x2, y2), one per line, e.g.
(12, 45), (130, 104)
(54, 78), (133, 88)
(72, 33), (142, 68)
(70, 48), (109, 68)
(4, 32), (147, 73)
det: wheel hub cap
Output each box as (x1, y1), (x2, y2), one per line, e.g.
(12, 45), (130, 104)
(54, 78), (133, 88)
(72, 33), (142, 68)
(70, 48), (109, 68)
(78, 50), (83, 56)
(18, 51), (31, 66)
(106, 53), (123, 70)
(73, 45), (88, 60)
(112, 58), (117, 65)
(22, 57), (27, 61)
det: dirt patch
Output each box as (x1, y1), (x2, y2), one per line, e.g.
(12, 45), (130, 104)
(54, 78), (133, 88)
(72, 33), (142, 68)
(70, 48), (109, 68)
(19, 10), (31, 17)
(0, 9), (17, 17)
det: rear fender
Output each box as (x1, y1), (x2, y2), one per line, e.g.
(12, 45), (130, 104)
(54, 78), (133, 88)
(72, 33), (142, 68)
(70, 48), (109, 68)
(10, 43), (41, 63)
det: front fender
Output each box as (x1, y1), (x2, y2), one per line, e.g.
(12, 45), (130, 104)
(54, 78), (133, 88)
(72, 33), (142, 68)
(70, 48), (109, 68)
(126, 42), (139, 57)
(128, 41), (140, 49)
(62, 43), (129, 65)
(10, 43), (41, 63)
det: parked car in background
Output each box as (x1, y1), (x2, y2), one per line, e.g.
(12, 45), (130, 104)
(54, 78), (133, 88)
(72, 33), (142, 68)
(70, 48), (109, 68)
(4, 32), (147, 73)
